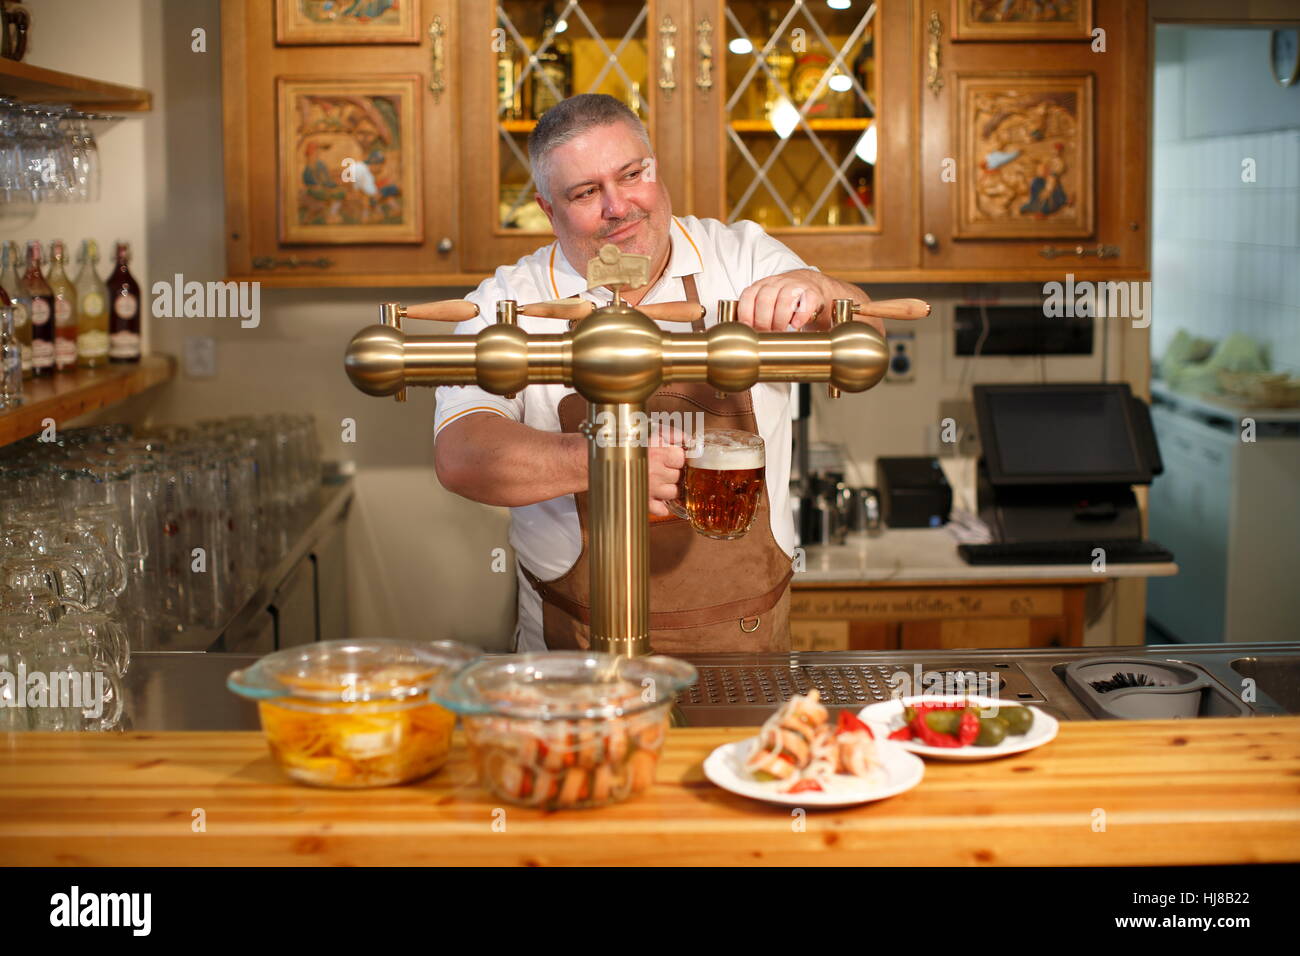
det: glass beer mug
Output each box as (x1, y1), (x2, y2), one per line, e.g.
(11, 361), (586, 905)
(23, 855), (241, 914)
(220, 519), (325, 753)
(670, 428), (765, 540)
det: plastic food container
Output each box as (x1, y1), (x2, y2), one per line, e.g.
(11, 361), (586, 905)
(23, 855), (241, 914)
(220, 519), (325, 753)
(227, 639), (479, 788)
(434, 652), (697, 810)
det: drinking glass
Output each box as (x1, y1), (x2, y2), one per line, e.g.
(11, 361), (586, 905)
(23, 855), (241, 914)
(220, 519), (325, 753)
(677, 428), (766, 541)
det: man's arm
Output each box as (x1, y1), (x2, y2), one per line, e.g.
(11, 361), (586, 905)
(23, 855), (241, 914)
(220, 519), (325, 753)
(434, 412), (686, 515)
(434, 413), (587, 508)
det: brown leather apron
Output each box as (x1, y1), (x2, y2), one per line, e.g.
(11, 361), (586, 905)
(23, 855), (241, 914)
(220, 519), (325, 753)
(520, 274), (793, 654)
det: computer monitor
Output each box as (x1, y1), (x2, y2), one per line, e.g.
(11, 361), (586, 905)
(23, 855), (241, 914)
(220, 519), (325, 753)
(973, 384), (1157, 486)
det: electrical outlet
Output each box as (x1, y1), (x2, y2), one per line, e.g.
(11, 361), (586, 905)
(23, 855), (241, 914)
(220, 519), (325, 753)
(183, 336), (216, 378)
(937, 398), (981, 459)
(885, 330), (915, 383)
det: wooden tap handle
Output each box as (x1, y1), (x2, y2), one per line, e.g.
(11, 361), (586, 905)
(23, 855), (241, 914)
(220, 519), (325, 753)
(639, 302), (706, 323)
(404, 300), (481, 322)
(518, 300), (594, 320)
(854, 298), (930, 320)
(518, 301), (706, 323)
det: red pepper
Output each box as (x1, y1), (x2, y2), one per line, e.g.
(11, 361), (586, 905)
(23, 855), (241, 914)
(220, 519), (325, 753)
(957, 708), (980, 746)
(786, 778), (824, 793)
(836, 710), (874, 739)
(888, 726), (913, 741)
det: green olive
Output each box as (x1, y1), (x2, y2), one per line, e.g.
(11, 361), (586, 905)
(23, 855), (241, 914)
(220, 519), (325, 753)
(974, 717), (1009, 747)
(998, 706), (1033, 735)
(924, 710), (961, 735)
(903, 706), (917, 724)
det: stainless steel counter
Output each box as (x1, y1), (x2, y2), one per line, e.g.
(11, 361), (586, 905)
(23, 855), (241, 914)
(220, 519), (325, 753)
(110, 641), (1299, 731)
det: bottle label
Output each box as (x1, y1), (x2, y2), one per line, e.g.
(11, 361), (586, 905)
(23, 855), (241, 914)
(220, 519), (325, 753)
(30, 299), (50, 326)
(55, 337), (78, 366)
(109, 330), (140, 360)
(113, 294), (138, 320)
(10, 302), (27, 328)
(78, 329), (109, 359)
(81, 292), (105, 317)
(55, 298), (74, 323)
(32, 339), (54, 368)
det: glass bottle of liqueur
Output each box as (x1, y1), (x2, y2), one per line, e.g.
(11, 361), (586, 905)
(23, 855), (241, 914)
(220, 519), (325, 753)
(0, 287), (22, 409)
(529, 1), (572, 119)
(759, 5), (794, 122)
(497, 32), (523, 120)
(852, 22), (875, 118)
(0, 241), (32, 380)
(21, 241), (55, 377)
(74, 240), (110, 369)
(106, 242), (142, 363)
(46, 240), (79, 373)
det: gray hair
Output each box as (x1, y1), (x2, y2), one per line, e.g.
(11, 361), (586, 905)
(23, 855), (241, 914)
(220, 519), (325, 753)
(528, 94), (652, 203)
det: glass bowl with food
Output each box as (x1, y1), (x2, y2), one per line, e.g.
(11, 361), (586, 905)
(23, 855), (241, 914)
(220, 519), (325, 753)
(433, 652), (697, 810)
(227, 639), (479, 788)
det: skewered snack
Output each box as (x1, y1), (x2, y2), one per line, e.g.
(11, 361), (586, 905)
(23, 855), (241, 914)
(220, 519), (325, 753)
(463, 680), (670, 810)
(745, 690), (881, 793)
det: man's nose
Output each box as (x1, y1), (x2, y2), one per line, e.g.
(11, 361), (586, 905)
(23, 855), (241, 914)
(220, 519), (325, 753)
(602, 190), (629, 220)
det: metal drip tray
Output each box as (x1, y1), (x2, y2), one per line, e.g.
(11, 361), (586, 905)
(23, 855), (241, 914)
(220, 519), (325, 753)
(676, 659), (1044, 726)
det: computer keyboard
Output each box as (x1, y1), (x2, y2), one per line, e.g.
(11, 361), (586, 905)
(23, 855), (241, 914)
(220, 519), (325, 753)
(957, 539), (1174, 566)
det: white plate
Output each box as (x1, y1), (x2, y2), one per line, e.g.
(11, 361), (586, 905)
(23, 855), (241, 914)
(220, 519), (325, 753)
(703, 737), (925, 808)
(858, 695), (1058, 761)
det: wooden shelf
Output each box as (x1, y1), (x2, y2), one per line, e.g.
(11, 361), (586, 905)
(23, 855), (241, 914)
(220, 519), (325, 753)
(0, 354), (175, 447)
(500, 118), (874, 134)
(0, 59), (152, 111)
(730, 117), (873, 133)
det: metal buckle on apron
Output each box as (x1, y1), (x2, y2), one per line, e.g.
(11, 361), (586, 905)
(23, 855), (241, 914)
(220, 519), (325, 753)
(739, 616), (761, 633)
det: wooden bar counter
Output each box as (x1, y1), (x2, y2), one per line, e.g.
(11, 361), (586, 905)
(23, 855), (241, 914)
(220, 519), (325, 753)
(2, 718), (1298, 866)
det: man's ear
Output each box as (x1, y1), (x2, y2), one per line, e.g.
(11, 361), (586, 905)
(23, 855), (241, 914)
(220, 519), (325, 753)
(536, 193), (555, 228)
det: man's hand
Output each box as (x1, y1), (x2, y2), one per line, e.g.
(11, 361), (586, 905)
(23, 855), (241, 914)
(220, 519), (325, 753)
(736, 268), (882, 336)
(647, 441), (685, 517)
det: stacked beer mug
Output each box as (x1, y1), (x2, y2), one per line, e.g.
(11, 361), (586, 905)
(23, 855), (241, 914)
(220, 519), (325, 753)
(0, 415), (321, 659)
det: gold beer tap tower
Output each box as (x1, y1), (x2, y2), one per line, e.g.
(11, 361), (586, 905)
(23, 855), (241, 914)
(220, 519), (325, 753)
(344, 245), (926, 657)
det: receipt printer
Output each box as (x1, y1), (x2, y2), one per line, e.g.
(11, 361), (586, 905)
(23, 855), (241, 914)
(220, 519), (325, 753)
(876, 456), (952, 528)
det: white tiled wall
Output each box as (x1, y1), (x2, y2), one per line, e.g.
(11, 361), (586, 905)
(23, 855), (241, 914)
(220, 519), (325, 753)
(1151, 29), (1300, 376)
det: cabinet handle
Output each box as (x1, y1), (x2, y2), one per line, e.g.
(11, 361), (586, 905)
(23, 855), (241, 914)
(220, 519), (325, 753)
(696, 17), (713, 93)
(926, 10), (943, 97)
(923, 232), (938, 249)
(1039, 244), (1121, 259)
(659, 16), (677, 99)
(437, 237), (454, 253)
(252, 256), (335, 270)
(428, 15), (446, 103)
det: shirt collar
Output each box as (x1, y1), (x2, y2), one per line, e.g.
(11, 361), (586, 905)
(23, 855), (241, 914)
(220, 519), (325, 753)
(547, 216), (704, 301)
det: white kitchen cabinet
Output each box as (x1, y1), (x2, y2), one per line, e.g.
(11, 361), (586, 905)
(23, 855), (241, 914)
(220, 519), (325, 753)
(1147, 401), (1300, 643)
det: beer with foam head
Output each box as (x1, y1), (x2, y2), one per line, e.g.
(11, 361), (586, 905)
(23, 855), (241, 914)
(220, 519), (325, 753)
(678, 429), (765, 540)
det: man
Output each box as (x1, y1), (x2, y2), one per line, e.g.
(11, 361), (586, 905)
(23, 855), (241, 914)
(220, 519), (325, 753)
(433, 94), (878, 653)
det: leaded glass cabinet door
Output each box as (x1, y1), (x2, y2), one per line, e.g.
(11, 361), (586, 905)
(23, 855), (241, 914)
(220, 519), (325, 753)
(690, 0), (917, 273)
(460, 0), (688, 272)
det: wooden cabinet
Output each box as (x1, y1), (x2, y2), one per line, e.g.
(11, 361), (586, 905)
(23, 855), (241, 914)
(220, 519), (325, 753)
(221, 0), (471, 287)
(917, 0), (1149, 279)
(790, 582), (1086, 651)
(220, 1), (1148, 286)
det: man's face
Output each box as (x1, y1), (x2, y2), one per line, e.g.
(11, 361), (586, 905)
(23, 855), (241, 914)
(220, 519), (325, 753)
(535, 121), (672, 283)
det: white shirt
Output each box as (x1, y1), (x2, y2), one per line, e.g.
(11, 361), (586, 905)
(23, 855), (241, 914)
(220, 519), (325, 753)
(433, 215), (813, 652)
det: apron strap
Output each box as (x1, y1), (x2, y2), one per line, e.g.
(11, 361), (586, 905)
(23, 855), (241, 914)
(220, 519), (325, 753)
(681, 273), (705, 332)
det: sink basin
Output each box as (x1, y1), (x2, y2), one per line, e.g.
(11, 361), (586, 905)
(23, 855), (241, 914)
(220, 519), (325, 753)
(1230, 657), (1300, 712)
